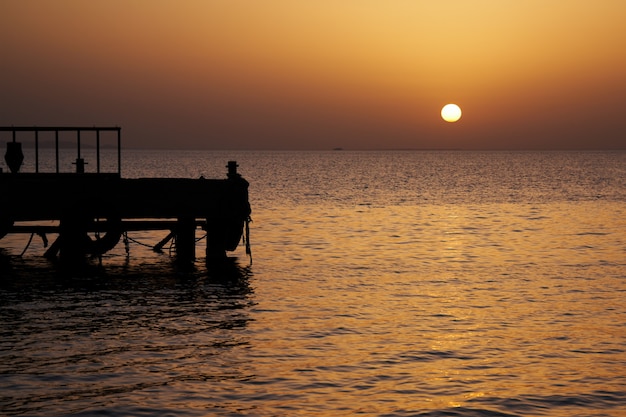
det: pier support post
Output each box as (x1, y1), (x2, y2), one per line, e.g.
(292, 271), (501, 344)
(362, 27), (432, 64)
(57, 214), (91, 264)
(205, 220), (227, 260)
(175, 216), (195, 263)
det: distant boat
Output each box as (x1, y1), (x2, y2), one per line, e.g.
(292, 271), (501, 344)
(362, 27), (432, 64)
(333, 147), (343, 151)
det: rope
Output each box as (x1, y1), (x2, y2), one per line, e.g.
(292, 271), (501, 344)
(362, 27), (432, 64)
(169, 235), (176, 256)
(122, 232), (206, 259)
(95, 218), (101, 240)
(19, 233), (35, 257)
(123, 232), (130, 257)
(124, 232), (174, 255)
(13, 223), (214, 260)
(94, 218), (102, 265)
(245, 216), (252, 265)
(125, 234), (157, 248)
(29, 223), (247, 262)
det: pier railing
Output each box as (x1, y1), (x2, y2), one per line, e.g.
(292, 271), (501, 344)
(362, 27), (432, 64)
(0, 126), (121, 175)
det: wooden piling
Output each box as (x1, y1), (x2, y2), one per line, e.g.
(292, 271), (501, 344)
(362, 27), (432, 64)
(175, 216), (196, 263)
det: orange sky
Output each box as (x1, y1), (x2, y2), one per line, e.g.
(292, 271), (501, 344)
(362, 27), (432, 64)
(2, 1), (625, 150)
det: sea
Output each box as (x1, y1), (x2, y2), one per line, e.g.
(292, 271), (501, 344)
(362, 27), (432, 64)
(1, 149), (625, 416)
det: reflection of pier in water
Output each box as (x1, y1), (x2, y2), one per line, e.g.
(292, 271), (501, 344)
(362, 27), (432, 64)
(0, 126), (251, 264)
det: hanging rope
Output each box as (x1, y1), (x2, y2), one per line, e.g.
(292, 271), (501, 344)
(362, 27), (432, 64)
(95, 218), (101, 241)
(19, 233), (35, 257)
(123, 231), (130, 257)
(95, 218), (102, 265)
(125, 234), (158, 249)
(169, 235), (176, 256)
(245, 216), (252, 265)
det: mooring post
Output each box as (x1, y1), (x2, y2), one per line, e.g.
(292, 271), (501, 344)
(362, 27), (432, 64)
(227, 160), (239, 179)
(73, 158), (86, 173)
(176, 216), (196, 262)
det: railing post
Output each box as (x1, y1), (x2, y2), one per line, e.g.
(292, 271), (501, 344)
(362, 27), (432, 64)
(96, 129), (101, 173)
(35, 130), (39, 173)
(77, 130), (81, 161)
(117, 128), (121, 175)
(55, 130), (60, 174)
(176, 216), (196, 263)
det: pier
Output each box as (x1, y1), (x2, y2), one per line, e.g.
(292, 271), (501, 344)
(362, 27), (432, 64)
(0, 126), (251, 264)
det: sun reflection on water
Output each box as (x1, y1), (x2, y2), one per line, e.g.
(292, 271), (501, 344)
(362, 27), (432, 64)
(2, 151), (626, 415)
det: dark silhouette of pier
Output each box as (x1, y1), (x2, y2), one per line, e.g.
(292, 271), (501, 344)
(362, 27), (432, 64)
(0, 126), (251, 264)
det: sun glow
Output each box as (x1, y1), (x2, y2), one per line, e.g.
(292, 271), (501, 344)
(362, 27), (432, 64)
(2, 2), (625, 149)
(441, 104), (462, 123)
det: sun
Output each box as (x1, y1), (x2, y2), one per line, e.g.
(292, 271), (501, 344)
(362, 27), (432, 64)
(441, 104), (462, 122)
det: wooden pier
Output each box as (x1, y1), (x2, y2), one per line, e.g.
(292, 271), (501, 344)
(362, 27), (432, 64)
(0, 126), (250, 264)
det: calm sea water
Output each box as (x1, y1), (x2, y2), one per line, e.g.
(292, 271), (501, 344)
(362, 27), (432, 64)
(1, 150), (626, 416)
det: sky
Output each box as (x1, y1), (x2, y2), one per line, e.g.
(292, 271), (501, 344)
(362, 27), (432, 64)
(2, 1), (625, 150)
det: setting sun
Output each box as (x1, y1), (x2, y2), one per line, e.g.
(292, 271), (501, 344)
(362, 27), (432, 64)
(441, 104), (462, 123)
(1, 1), (625, 149)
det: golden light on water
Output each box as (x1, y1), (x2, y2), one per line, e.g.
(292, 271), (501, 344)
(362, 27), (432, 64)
(2, 148), (626, 416)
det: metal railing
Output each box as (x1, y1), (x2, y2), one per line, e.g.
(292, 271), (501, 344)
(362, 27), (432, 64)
(1, 126), (121, 174)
